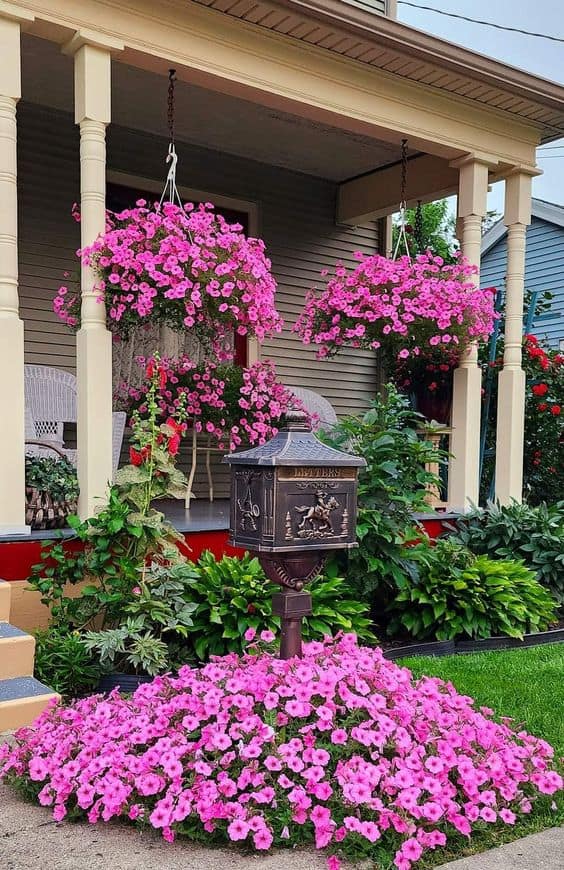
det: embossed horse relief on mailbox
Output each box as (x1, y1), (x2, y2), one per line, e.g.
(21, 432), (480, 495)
(225, 409), (365, 659)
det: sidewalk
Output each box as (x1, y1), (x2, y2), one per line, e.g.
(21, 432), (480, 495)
(0, 780), (562, 869)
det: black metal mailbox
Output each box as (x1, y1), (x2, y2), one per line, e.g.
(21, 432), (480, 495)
(225, 409), (365, 658)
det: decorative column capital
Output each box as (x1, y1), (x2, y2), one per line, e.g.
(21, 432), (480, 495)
(504, 169), (535, 228)
(0, 9), (31, 100)
(61, 28), (124, 57)
(449, 153), (497, 172)
(453, 157), (491, 219)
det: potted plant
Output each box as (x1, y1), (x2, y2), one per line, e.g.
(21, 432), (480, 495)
(295, 251), (497, 424)
(53, 201), (283, 357)
(25, 451), (79, 530)
(120, 355), (309, 451)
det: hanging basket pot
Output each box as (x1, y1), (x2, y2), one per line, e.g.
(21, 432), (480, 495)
(410, 377), (453, 426)
(25, 486), (78, 531)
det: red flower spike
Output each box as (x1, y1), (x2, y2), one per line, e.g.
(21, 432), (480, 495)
(129, 447), (144, 466)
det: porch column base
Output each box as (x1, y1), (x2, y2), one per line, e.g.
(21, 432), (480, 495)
(77, 327), (113, 518)
(495, 367), (525, 504)
(448, 363), (482, 510)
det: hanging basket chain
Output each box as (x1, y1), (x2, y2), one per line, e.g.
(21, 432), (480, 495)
(392, 138), (412, 261)
(414, 200), (425, 253)
(167, 68), (176, 145)
(160, 68), (183, 209)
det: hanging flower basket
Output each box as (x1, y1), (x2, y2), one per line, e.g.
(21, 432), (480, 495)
(295, 251), (497, 402)
(54, 202), (283, 357)
(119, 356), (311, 453)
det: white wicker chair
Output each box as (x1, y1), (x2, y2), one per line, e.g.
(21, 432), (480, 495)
(24, 365), (125, 474)
(288, 386), (338, 431)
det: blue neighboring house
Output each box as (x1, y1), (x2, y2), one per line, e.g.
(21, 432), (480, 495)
(480, 199), (564, 349)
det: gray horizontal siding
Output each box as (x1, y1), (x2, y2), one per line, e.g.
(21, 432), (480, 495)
(18, 102), (382, 496)
(18, 105), (80, 371)
(480, 217), (564, 348)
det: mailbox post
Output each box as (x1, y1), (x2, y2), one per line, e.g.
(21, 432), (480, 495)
(225, 409), (365, 659)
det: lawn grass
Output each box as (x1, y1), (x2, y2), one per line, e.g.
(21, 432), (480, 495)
(400, 643), (564, 867)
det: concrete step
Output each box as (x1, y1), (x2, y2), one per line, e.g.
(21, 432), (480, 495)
(0, 581), (10, 621)
(0, 676), (59, 731)
(0, 622), (36, 679)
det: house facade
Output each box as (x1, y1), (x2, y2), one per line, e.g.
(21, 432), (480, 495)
(481, 199), (564, 348)
(2, 0), (564, 535)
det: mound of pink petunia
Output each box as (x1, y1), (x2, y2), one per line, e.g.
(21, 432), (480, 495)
(1, 635), (561, 870)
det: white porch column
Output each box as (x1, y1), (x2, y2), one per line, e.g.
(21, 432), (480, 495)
(494, 170), (533, 504)
(448, 158), (489, 510)
(63, 33), (122, 518)
(0, 8), (33, 535)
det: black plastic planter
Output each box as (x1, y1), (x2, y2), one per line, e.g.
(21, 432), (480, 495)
(98, 674), (154, 694)
(383, 628), (564, 661)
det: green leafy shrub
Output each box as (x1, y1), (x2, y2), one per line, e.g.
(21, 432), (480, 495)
(321, 385), (444, 607)
(81, 561), (199, 676)
(451, 500), (564, 607)
(184, 551), (375, 660)
(33, 628), (102, 699)
(388, 539), (558, 641)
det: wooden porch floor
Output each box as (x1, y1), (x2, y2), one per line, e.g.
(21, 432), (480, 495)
(1, 499), (231, 542)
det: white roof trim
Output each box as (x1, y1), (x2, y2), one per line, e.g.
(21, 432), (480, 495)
(481, 198), (564, 255)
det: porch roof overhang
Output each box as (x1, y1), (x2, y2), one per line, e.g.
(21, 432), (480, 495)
(194, 0), (564, 144)
(9, 0), (564, 224)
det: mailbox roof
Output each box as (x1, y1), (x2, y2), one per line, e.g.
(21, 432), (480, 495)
(225, 426), (366, 467)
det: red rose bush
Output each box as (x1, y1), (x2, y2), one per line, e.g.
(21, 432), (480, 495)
(1, 635), (561, 869)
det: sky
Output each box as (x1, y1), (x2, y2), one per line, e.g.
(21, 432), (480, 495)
(396, 0), (564, 216)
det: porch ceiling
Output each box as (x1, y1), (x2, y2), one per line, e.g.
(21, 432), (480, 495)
(21, 35), (402, 182)
(193, 0), (564, 142)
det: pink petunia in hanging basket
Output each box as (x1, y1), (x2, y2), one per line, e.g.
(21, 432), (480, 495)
(119, 355), (313, 452)
(295, 251), (497, 370)
(53, 201), (283, 355)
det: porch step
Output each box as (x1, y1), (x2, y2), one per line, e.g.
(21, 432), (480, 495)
(0, 622), (36, 679)
(0, 580), (59, 729)
(0, 677), (59, 731)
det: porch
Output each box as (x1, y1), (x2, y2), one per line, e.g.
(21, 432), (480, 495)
(2, 0), (564, 537)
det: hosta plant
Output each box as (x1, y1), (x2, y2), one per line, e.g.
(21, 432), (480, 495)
(451, 500), (564, 607)
(2, 635), (561, 870)
(182, 551), (375, 660)
(388, 539), (557, 641)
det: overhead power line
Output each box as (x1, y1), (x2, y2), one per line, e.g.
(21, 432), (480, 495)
(398, 2), (564, 44)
